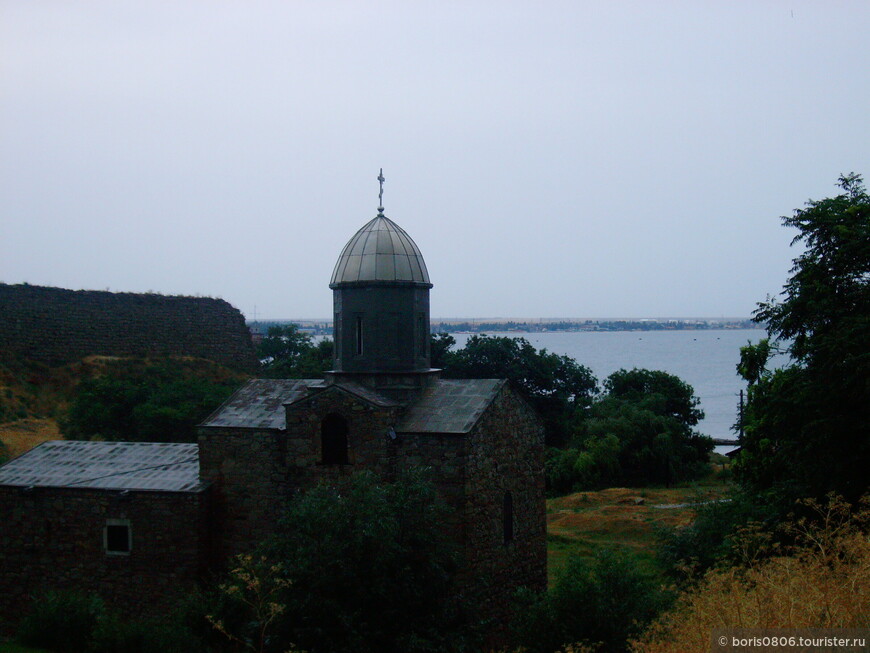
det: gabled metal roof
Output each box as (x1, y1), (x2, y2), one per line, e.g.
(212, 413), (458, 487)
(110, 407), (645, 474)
(202, 377), (504, 435)
(284, 379), (400, 410)
(330, 214), (431, 286)
(200, 378), (324, 430)
(0, 441), (203, 492)
(397, 379), (505, 434)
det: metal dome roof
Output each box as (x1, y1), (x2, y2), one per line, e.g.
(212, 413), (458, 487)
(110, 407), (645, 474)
(330, 213), (431, 286)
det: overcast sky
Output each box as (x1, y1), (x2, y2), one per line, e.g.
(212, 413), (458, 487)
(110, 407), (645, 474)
(2, 2), (868, 320)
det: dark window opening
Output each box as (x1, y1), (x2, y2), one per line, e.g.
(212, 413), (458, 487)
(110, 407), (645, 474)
(355, 316), (364, 356)
(417, 314), (425, 357)
(321, 413), (349, 465)
(503, 492), (514, 544)
(334, 313), (341, 362)
(105, 522), (131, 554)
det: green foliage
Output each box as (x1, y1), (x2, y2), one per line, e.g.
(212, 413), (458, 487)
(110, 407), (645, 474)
(546, 435), (622, 495)
(90, 614), (201, 653)
(736, 338), (773, 386)
(60, 358), (243, 442)
(16, 589), (204, 653)
(17, 590), (104, 653)
(439, 334), (597, 446)
(258, 325), (333, 379)
(429, 332), (455, 369)
(210, 470), (473, 653)
(737, 173), (870, 503)
(656, 492), (775, 583)
(548, 369), (712, 492)
(513, 549), (671, 653)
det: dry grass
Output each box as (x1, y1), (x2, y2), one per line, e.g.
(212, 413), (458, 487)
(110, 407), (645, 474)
(631, 495), (870, 653)
(547, 483), (731, 584)
(0, 418), (61, 459)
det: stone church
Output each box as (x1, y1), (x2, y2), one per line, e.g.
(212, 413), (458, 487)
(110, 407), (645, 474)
(0, 195), (547, 631)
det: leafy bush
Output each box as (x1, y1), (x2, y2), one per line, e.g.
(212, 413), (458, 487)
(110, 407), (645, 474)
(547, 369), (713, 493)
(18, 590), (104, 653)
(60, 358), (244, 442)
(16, 589), (204, 653)
(513, 549), (671, 653)
(90, 613), (202, 653)
(656, 492), (776, 583)
(209, 469), (475, 653)
(439, 334), (597, 447)
(636, 495), (870, 652)
(258, 325), (333, 379)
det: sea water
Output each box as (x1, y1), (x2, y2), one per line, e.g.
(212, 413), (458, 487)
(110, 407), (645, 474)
(451, 329), (773, 451)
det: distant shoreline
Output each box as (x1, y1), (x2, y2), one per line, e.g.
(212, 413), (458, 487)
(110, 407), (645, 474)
(248, 318), (762, 336)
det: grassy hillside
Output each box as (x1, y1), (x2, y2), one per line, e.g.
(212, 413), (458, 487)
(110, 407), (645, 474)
(547, 475), (731, 584)
(0, 356), (250, 457)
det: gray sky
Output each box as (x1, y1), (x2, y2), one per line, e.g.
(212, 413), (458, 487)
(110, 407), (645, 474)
(2, 2), (868, 320)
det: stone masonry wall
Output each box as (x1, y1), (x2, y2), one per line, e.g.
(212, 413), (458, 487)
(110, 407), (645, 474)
(197, 381), (545, 640)
(464, 383), (547, 627)
(0, 485), (210, 632)
(199, 387), (470, 560)
(197, 427), (291, 560)
(0, 283), (258, 372)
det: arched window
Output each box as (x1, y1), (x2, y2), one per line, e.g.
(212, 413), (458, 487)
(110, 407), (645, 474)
(321, 413), (349, 465)
(355, 315), (364, 356)
(503, 491), (514, 544)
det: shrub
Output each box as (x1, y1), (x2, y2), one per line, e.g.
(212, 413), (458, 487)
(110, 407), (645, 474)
(60, 358), (243, 442)
(635, 494), (870, 652)
(208, 469), (475, 653)
(17, 590), (104, 653)
(90, 614), (202, 653)
(513, 549), (671, 653)
(16, 589), (204, 653)
(656, 492), (775, 583)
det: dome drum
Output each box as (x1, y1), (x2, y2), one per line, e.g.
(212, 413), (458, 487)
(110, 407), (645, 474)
(330, 211), (432, 375)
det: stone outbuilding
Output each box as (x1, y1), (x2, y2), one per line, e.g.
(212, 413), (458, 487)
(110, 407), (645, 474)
(0, 441), (212, 626)
(0, 193), (547, 632)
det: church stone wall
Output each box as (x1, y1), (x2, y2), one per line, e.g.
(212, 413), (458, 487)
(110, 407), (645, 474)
(0, 283), (258, 372)
(0, 485), (209, 631)
(198, 427), (290, 560)
(464, 384), (548, 625)
(197, 382), (546, 638)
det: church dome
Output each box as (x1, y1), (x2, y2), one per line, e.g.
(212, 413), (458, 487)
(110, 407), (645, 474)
(330, 213), (431, 287)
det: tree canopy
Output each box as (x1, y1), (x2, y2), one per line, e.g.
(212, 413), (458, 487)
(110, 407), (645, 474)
(213, 470), (473, 653)
(737, 173), (870, 503)
(257, 325), (333, 379)
(548, 369), (712, 492)
(61, 358), (244, 443)
(438, 334), (597, 446)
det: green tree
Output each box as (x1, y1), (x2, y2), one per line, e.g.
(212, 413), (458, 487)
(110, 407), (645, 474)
(737, 173), (870, 503)
(258, 325), (333, 378)
(513, 549), (670, 653)
(429, 332), (456, 369)
(61, 359), (243, 442)
(232, 470), (473, 653)
(551, 369), (712, 491)
(441, 334), (597, 446)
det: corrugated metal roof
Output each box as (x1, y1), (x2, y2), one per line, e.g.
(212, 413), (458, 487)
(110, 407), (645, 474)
(330, 214), (431, 286)
(397, 379), (504, 434)
(200, 378), (324, 430)
(0, 441), (203, 492)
